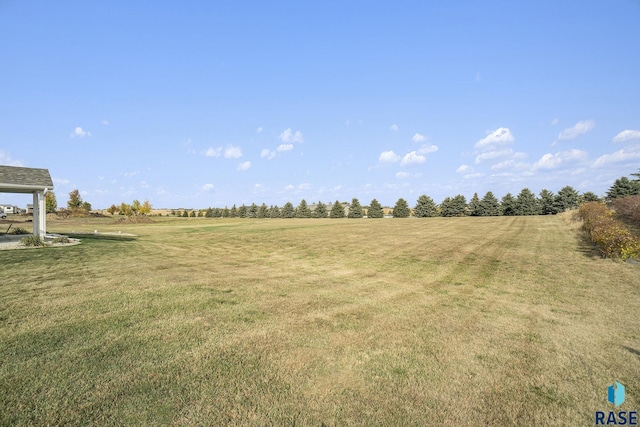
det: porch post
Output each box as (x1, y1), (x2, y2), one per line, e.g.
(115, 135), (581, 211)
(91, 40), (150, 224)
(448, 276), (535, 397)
(32, 191), (46, 237)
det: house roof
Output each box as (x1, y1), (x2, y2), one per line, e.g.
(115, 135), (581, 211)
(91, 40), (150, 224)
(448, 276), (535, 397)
(0, 165), (54, 193)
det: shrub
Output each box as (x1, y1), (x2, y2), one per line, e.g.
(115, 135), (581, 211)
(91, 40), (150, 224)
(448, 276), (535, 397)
(10, 227), (30, 235)
(52, 236), (70, 244)
(20, 235), (47, 247)
(577, 202), (640, 260)
(611, 195), (640, 226)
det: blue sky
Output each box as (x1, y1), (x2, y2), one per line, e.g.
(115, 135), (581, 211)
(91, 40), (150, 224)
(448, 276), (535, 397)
(1, 1), (639, 209)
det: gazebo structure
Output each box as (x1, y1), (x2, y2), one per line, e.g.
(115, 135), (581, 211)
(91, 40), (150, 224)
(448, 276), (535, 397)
(0, 165), (54, 237)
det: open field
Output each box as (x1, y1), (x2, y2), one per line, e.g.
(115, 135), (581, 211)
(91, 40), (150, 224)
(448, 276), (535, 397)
(1, 215), (639, 426)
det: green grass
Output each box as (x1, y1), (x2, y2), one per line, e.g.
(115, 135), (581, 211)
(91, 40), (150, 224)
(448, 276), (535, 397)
(1, 215), (639, 426)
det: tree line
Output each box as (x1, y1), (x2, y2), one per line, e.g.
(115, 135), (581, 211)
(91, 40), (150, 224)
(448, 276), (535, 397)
(177, 170), (640, 219)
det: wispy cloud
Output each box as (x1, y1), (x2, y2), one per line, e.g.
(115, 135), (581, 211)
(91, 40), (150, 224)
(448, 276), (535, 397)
(612, 129), (640, 143)
(456, 164), (471, 173)
(279, 128), (304, 143)
(70, 126), (91, 138)
(277, 144), (293, 152)
(412, 133), (427, 143)
(260, 148), (276, 159)
(557, 120), (595, 141)
(533, 149), (588, 170)
(256, 127), (263, 134)
(224, 145), (243, 159)
(592, 147), (640, 168)
(201, 183), (214, 191)
(0, 150), (24, 166)
(237, 161), (251, 171)
(205, 147), (222, 157)
(389, 124), (399, 131)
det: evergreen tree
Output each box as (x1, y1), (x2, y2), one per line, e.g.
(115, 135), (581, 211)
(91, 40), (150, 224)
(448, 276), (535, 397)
(468, 193), (481, 216)
(538, 189), (558, 215)
(314, 201), (328, 218)
(204, 207), (213, 218)
(213, 208), (222, 218)
(348, 198), (363, 218)
(580, 192), (600, 203)
(296, 199), (311, 218)
(479, 191), (501, 216)
(190, 210), (197, 217)
(554, 186), (579, 212)
(270, 205), (281, 218)
(501, 193), (517, 216)
(182, 210), (189, 217)
(197, 210), (203, 217)
(282, 202), (295, 218)
(222, 206), (230, 218)
(367, 198), (384, 218)
(45, 191), (57, 213)
(329, 200), (345, 218)
(392, 198), (410, 218)
(606, 176), (640, 200)
(229, 205), (238, 218)
(238, 204), (248, 218)
(247, 203), (258, 218)
(258, 203), (268, 218)
(515, 188), (540, 215)
(413, 195), (438, 217)
(440, 195), (467, 217)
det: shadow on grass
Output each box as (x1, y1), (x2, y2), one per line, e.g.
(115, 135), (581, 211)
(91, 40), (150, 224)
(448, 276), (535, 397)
(66, 233), (137, 242)
(622, 346), (640, 359)
(574, 230), (602, 259)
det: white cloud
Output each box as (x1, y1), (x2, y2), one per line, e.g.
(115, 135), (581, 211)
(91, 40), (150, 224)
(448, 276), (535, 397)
(260, 148), (276, 159)
(390, 124), (399, 131)
(456, 164), (471, 173)
(474, 127), (514, 149)
(102, 120), (109, 126)
(551, 118), (559, 126)
(70, 126), (91, 138)
(277, 143), (293, 152)
(224, 145), (243, 159)
(463, 172), (485, 179)
(237, 161), (251, 171)
(284, 184), (295, 190)
(412, 133), (426, 143)
(379, 150), (400, 163)
(124, 170), (139, 177)
(298, 183), (311, 190)
(592, 147), (640, 168)
(475, 149), (513, 164)
(256, 127), (263, 134)
(533, 149), (588, 170)
(400, 151), (426, 166)
(279, 128), (304, 143)
(557, 120), (595, 141)
(395, 172), (422, 179)
(0, 150), (24, 166)
(140, 181), (150, 189)
(205, 147), (222, 157)
(612, 129), (640, 143)
(417, 144), (438, 155)
(201, 183), (214, 191)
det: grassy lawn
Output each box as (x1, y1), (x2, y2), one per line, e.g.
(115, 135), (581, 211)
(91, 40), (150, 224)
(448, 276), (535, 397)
(1, 215), (639, 426)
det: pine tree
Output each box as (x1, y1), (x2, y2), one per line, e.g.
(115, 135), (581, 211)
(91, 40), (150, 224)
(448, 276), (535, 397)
(538, 189), (558, 215)
(501, 193), (517, 216)
(554, 186), (579, 212)
(515, 188), (540, 215)
(182, 210), (189, 217)
(479, 191), (501, 216)
(296, 199), (311, 218)
(607, 176), (640, 200)
(348, 198), (363, 218)
(329, 200), (345, 218)
(580, 192), (600, 203)
(258, 203), (268, 218)
(392, 198), (410, 218)
(270, 205), (281, 218)
(440, 195), (467, 217)
(314, 201), (328, 218)
(238, 204), (248, 218)
(367, 199), (384, 218)
(222, 206), (230, 218)
(247, 203), (258, 218)
(230, 205), (238, 218)
(468, 193), (481, 216)
(282, 202), (295, 218)
(414, 195), (438, 217)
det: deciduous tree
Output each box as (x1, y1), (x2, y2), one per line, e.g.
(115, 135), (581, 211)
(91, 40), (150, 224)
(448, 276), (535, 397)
(45, 191), (57, 213)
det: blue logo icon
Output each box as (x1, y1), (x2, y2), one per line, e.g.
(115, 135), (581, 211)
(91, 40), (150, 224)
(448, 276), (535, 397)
(608, 382), (625, 407)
